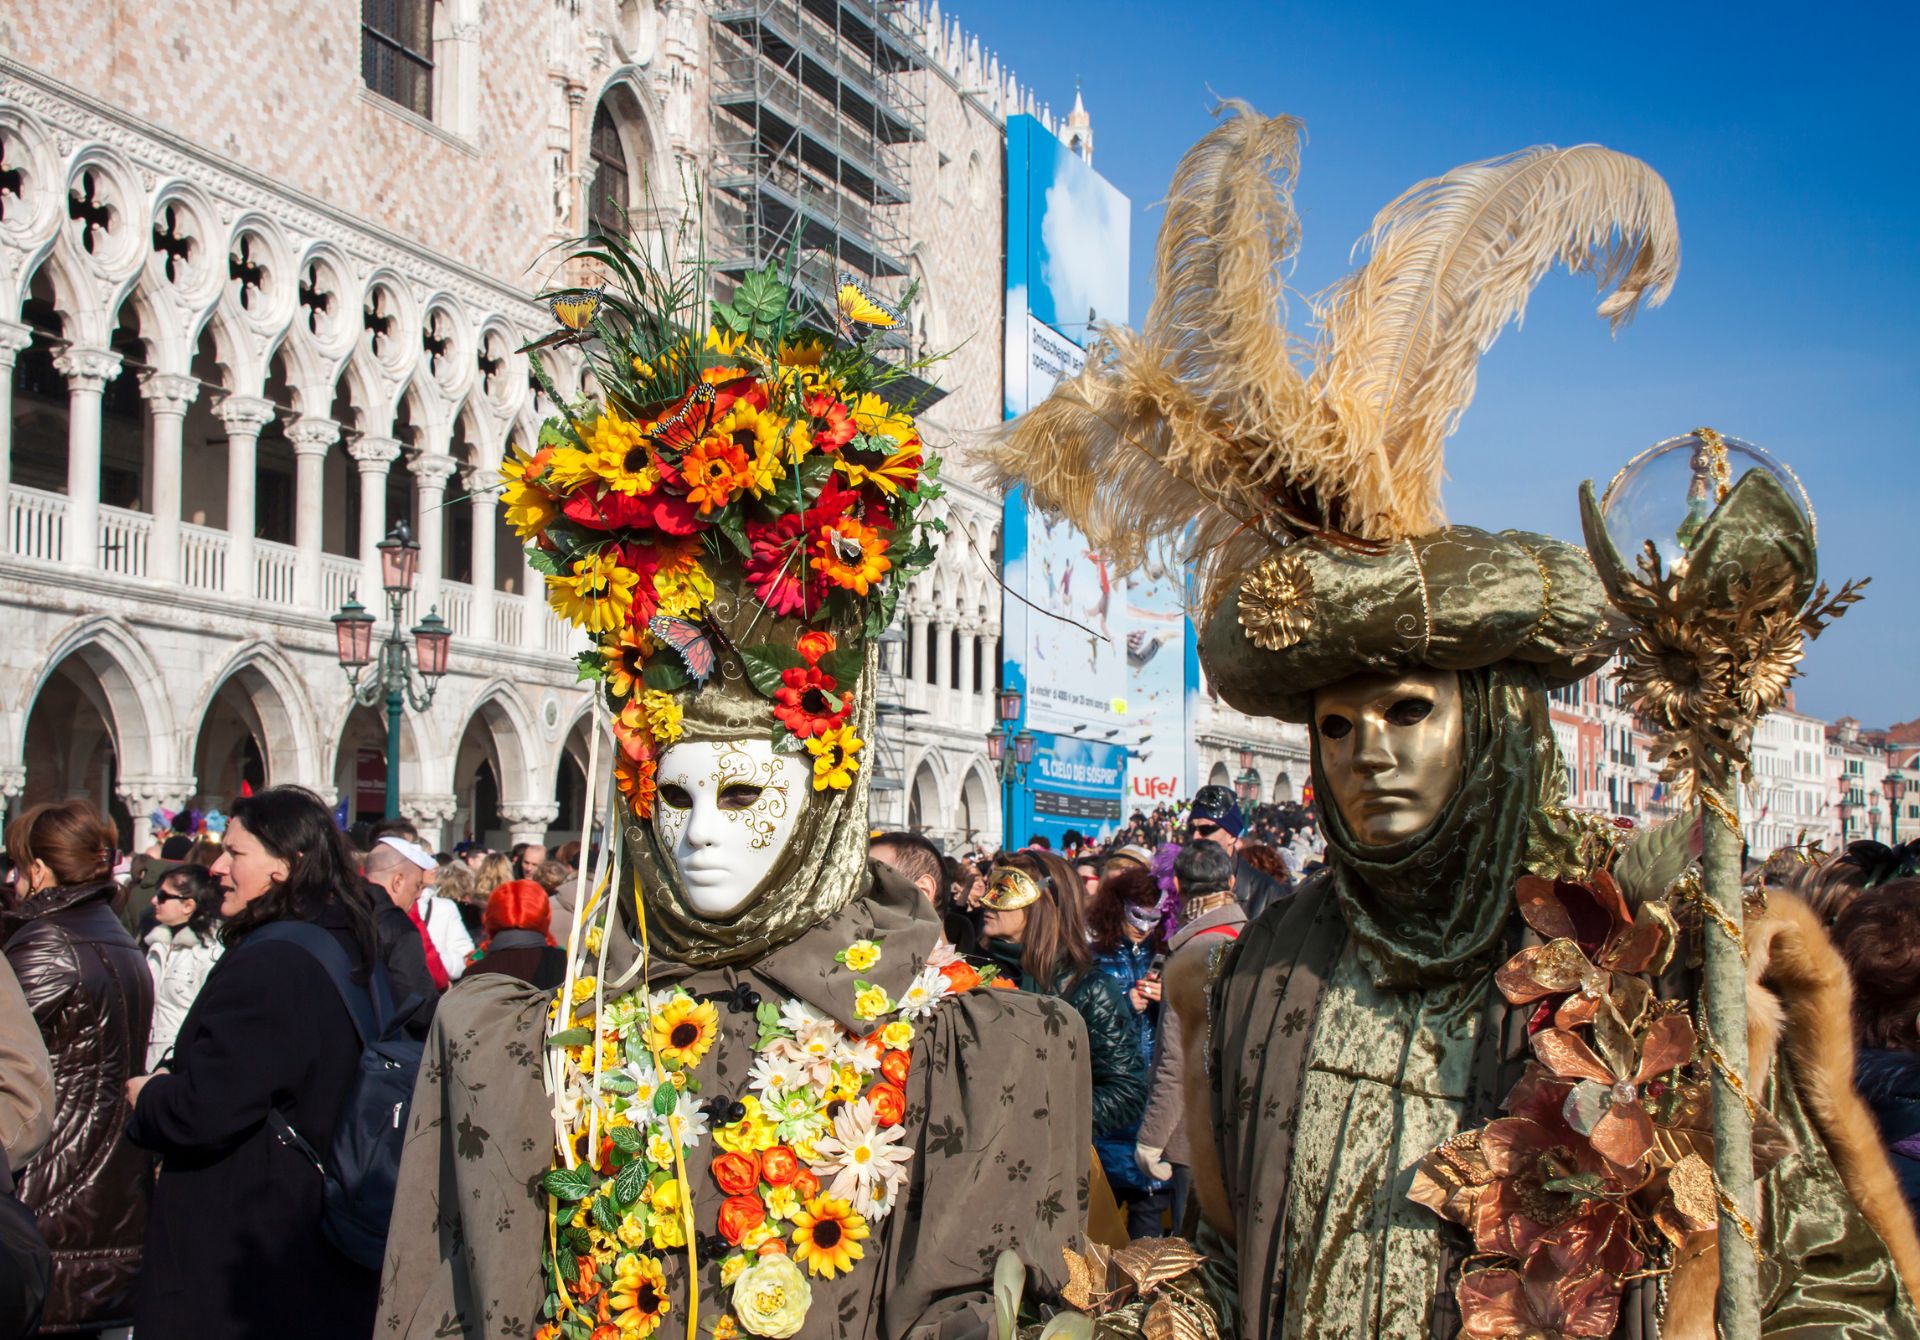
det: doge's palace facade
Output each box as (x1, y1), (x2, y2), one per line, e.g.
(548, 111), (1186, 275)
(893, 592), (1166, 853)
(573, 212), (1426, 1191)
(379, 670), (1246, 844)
(0, 0), (1075, 852)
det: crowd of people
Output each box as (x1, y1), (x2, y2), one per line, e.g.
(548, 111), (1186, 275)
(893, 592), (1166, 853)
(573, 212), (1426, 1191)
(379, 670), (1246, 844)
(5, 778), (1920, 1337)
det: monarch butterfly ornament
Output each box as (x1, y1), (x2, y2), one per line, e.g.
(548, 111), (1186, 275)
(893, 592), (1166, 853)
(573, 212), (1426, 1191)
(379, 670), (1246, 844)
(834, 273), (901, 342)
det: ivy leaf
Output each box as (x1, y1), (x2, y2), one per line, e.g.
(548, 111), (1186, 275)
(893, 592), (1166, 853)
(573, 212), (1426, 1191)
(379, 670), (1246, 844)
(733, 266), (790, 328)
(739, 644), (805, 698)
(575, 651), (606, 684)
(714, 508), (751, 558)
(541, 1166), (595, 1202)
(527, 548), (562, 577)
(615, 1158), (648, 1207)
(642, 661), (689, 692)
(547, 1027), (592, 1048)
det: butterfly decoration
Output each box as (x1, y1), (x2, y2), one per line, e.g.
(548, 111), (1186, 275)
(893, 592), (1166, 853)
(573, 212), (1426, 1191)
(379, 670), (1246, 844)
(835, 273), (901, 342)
(648, 615), (722, 686)
(519, 285), (606, 353)
(821, 527), (867, 565)
(647, 382), (718, 455)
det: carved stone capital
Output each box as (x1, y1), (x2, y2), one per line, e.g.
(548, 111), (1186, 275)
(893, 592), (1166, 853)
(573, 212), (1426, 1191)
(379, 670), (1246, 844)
(217, 394), (278, 434)
(115, 775), (196, 811)
(287, 416), (342, 455)
(138, 371), (201, 415)
(411, 452), (461, 490)
(53, 345), (123, 392)
(349, 435), (404, 473)
(400, 792), (461, 826)
(461, 465), (499, 498)
(0, 320), (34, 362)
(498, 803), (561, 843)
(0, 765), (25, 802)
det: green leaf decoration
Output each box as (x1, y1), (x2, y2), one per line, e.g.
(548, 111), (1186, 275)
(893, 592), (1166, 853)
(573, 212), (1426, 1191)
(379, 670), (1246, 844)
(527, 547), (561, 577)
(739, 644), (805, 698)
(642, 660), (689, 692)
(547, 1027), (592, 1048)
(1611, 817), (1697, 906)
(542, 1166), (595, 1201)
(538, 419), (580, 452)
(714, 508), (752, 558)
(614, 1158), (647, 1208)
(598, 1072), (637, 1095)
(591, 1191), (621, 1235)
(561, 1225), (593, 1254)
(556, 1248), (579, 1285)
(819, 648), (863, 685)
(652, 1084), (678, 1116)
(734, 266), (790, 329)
(609, 1124), (645, 1153)
(756, 1000), (784, 1030)
(771, 725), (807, 755)
(574, 651), (606, 684)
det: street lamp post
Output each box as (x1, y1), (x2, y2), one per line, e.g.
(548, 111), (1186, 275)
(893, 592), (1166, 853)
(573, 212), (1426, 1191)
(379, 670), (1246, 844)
(1885, 766), (1908, 845)
(1235, 747), (1260, 807)
(1838, 787), (1854, 845)
(332, 523), (452, 820)
(987, 689), (1033, 848)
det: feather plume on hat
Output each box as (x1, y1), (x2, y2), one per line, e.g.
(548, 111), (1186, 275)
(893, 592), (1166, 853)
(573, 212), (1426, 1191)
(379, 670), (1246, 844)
(981, 101), (1681, 616)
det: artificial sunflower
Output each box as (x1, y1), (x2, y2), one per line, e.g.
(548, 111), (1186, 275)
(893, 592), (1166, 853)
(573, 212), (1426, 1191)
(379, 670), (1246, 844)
(583, 407), (662, 497)
(500, 445), (560, 538)
(681, 438), (751, 515)
(848, 391), (913, 444)
(550, 550), (641, 634)
(648, 995), (721, 1069)
(600, 627), (655, 699)
(609, 1252), (670, 1338)
(835, 443), (922, 498)
(774, 666), (849, 739)
(806, 726), (863, 791)
(789, 1195), (869, 1280)
(811, 516), (891, 595)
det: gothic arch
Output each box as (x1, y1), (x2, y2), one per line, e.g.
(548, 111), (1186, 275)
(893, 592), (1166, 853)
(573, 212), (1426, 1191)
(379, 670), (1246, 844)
(322, 689), (429, 816)
(906, 752), (950, 835)
(583, 68), (683, 223)
(18, 615), (177, 782)
(187, 642), (323, 792)
(454, 679), (542, 806)
(958, 760), (996, 846)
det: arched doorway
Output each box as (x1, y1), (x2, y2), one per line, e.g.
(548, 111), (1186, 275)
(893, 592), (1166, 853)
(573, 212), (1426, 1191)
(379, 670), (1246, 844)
(958, 765), (992, 846)
(1274, 771), (1294, 805)
(333, 704), (418, 827)
(907, 761), (940, 835)
(1207, 761), (1231, 790)
(21, 656), (126, 839)
(452, 692), (530, 846)
(587, 100), (632, 237)
(191, 676), (269, 810)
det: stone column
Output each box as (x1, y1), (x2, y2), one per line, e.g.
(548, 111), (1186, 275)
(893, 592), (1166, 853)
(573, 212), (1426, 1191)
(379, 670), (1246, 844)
(218, 395), (277, 598)
(138, 373), (200, 585)
(909, 613), (928, 683)
(287, 417), (340, 610)
(0, 320), (34, 535)
(117, 777), (195, 856)
(499, 802), (561, 846)
(0, 765), (25, 827)
(929, 617), (948, 690)
(959, 624), (980, 697)
(349, 436), (403, 601)
(411, 452), (459, 620)
(52, 346), (122, 569)
(465, 464), (498, 645)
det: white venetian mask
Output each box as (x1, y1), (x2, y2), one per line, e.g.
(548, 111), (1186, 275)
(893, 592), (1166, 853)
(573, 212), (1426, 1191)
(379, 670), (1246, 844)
(651, 738), (811, 918)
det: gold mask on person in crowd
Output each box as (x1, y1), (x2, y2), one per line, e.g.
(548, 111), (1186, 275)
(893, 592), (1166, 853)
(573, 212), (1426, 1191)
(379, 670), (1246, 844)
(982, 864), (1045, 911)
(1311, 667), (1466, 847)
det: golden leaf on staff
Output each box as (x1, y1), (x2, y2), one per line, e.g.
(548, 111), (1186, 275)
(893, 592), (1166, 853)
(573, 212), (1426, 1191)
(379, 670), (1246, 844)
(1667, 1154), (1720, 1235)
(1061, 1246), (1098, 1312)
(1142, 1295), (1210, 1340)
(1237, 551), (1314, 651)
(1111, 1239), (1207, 1294)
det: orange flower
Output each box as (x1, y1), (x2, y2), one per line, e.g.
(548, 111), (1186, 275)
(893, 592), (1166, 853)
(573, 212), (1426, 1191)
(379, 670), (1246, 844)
(681, 438), (750, 514)
(938, 961), (981, 994)
(756, 1238), (789, 1257)
(615, 752), (658, 820)
(612, 698), (655, 761)
(791, 1168), (821, 1200)
(796, 630), (837, 665)
(717, 1193), (766, 1245)
(761, 1145), (800, 1187)
(591, 1325), (622, 1340)
(535, 1324), (560, 1340)
(879, 1050), (911, 1088)
(712, 1150), (762, 1197)
(869, 1082), (907, 1128)
(811, 515), (891, 595)
(572, 1258), (604, 1302)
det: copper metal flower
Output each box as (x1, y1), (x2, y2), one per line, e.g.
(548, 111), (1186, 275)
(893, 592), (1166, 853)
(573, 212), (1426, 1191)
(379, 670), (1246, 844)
(1458, 1254), (1621, 1340)
(1498, 873), (1676, 1029)
(1532, 1009), (1697, 1170)
(1237, 551), (1314, 651)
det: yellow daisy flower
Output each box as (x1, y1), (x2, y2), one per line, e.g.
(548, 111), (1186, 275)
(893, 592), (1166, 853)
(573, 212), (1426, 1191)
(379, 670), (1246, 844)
(791, 1196), (869, 1279)
(548, 551), (639, 634)
(807, 726), (863, 792)
(646, 996), (720, 1069)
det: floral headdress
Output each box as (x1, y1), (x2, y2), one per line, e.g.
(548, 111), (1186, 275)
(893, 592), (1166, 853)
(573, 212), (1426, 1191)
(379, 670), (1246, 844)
(505, 238), (944, 829)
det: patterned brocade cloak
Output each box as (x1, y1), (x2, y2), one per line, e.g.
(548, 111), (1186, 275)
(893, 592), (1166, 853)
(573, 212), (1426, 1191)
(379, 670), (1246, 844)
(377, 866), (1091, 1340)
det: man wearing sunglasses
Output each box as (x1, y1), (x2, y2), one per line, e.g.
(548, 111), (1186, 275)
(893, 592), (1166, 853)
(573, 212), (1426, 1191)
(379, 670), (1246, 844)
(1185, 785), (1288, 920)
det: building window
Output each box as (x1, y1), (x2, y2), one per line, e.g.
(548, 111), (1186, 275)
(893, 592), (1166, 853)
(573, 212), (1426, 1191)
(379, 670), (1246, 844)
(588, 104), (630, 237)
(363, 0), (434, 119)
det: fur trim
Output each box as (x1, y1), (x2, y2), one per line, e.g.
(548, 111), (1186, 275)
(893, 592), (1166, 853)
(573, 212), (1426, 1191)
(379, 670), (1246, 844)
(1664, 890), (1920, 1337)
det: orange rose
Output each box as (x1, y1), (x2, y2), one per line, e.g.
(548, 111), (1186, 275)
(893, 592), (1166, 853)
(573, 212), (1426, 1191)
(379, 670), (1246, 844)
(572, 1258), (603, 1301)
(796, 630), (837, 664)
(536, 1325), (561, 1340)
(756, 1238), (790, 1257)
(792, 1168), (821, 1200)
(592, 1324), (621, 1340)
(717, 1193), (767, 1245)
(880, 1050), (911, 1088)
(761, 1145), (800, 1187)
(939, 961), (981, 994)
(711, 1149), (762, 1197)
(870, 1082), (907, 1128)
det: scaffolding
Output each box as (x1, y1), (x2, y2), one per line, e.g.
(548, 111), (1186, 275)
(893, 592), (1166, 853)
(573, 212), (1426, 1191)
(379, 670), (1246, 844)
(708, 0), (925, 323)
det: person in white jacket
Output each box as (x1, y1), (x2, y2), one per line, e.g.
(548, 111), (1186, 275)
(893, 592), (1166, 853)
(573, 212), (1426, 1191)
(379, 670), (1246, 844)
(143, 864), (225, 1069)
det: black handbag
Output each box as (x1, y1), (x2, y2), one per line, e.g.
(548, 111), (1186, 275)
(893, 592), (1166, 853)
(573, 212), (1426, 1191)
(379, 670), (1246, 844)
(0, 1145), (50, 1339)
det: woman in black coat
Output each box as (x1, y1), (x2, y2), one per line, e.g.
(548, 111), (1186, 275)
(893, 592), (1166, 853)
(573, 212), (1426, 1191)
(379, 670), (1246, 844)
(125, 787), (383, 1340)
(2, 798), (153, 1332)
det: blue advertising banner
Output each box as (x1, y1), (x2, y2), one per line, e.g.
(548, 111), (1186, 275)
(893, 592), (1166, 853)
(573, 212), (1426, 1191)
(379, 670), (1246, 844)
(1000, 115), (1132, 845)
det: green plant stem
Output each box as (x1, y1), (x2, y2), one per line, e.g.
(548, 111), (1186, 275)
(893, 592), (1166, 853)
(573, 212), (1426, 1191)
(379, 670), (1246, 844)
(1701, 771), (1759, 1337)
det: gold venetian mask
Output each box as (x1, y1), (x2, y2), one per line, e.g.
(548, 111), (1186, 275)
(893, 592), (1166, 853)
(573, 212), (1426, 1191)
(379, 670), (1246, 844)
(1311, 667), (1466, 847)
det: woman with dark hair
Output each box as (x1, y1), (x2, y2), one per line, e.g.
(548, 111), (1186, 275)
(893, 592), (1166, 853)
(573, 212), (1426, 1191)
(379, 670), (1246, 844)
(1087, 863), (1171, 1234)
(981, 849), (1147, 1142)
(1834, 878), (1920, 1221)
(124, 786), (382, 1340)
(463, 879), (568, 989)
(143, 864), (224, 1069)
(1, 797), (152, 1332)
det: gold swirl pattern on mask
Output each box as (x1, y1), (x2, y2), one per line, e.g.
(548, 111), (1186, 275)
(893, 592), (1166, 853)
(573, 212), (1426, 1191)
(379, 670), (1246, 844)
(1237, 550), (1315, 652)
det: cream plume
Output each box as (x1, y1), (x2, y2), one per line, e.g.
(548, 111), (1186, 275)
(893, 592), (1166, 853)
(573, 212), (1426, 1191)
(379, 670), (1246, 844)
(980, 105), (1680, 608)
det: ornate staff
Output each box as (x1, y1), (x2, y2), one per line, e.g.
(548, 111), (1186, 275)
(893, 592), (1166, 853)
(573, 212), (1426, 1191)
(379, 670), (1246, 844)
(1580, 429), (1864, 1336)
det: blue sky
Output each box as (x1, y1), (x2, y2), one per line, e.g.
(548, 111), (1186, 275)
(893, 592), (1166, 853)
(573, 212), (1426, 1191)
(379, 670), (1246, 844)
(956, 0), (1918, 725)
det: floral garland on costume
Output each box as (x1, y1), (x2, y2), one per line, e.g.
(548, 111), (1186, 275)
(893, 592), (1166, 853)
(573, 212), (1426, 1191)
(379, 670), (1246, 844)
(1408, 817), (1786, 1339)
(536, 942), (992, 1339)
